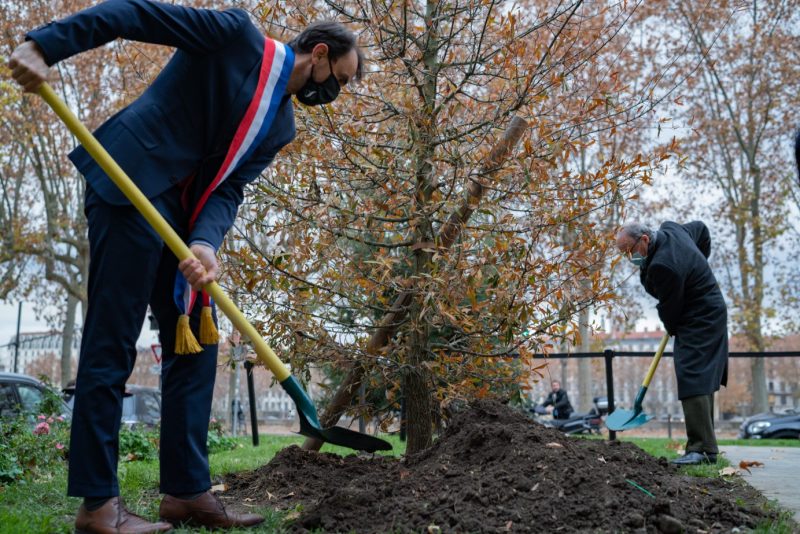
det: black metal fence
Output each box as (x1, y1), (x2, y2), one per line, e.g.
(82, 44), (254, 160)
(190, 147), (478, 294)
(240, 351), (800, 446)
(533, 350), (800, 440)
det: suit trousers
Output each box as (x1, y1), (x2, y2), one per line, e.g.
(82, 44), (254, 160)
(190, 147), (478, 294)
(68, 184), (218, 497)
(681, 393), (718, 455)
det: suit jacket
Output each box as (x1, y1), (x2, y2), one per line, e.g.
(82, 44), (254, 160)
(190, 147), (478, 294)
(27, 0), (296, 250)
(640, 221), (729, 399)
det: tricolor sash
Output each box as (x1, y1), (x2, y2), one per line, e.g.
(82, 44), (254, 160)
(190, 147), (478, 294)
(173, 37), (294, 354)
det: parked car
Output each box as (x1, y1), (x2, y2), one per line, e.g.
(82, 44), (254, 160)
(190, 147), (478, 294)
(121, 385), (161, 429)
(63, 383), (161, 429)
(0, 372), (72, 421)
(738, 409), (800, 439)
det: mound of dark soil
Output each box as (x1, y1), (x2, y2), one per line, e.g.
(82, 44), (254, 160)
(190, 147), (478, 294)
(223, 401), (784, 533)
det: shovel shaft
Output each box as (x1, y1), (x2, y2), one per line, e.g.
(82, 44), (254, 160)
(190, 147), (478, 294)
(641, 333), (670, 389)
(37, 83), (290, 382)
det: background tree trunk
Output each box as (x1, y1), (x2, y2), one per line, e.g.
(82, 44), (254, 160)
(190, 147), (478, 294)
(60, 294), (78, 387)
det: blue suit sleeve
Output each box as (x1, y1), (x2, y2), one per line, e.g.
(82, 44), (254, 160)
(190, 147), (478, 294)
(26, 0), (247, 66)
(190, 102), (295, 251)
(188, 145), (283, 251)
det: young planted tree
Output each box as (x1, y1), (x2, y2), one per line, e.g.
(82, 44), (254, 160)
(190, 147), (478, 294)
(218, 0), (681, 453)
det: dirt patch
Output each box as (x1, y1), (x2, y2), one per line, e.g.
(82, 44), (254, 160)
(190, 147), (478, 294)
(223, 401), (787, 533)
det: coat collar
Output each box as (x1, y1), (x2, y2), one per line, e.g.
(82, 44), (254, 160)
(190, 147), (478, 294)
(640, 230), (660, 273)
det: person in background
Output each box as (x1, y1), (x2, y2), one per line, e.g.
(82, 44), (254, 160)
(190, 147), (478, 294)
(542, 380), (574, 420)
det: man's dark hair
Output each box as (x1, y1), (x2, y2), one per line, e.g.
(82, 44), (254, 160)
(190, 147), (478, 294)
(287, 21), (364, 81)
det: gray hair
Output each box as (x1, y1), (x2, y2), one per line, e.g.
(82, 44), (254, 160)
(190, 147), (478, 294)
(618, 222), (654, 241)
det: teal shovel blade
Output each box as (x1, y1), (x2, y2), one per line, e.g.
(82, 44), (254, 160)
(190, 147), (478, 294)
(606, 409), (653, 431)
(281, 376), (392, 453)
(606, 384), (654, 432)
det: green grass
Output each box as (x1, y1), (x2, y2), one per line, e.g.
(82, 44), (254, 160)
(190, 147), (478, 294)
(617, 436), (731, 478)
(752, 505), (798, 534)
(0, 434), (404, 534)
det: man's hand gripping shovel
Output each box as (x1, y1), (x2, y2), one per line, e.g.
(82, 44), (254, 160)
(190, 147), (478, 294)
(606, 333), (670, 432)
(37, 83), (391, 453)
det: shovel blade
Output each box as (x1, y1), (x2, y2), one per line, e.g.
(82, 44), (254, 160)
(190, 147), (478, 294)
(606, 408), (639, 431)
(616, 412), (653, 431)
(281, 376), (392, 453)
(297, 415), (392, 453)
(606, 408), (653, 431)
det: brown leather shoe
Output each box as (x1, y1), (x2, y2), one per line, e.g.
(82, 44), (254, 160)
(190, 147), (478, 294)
(159, 491), (264, 529)
(75, 497), (173, 534)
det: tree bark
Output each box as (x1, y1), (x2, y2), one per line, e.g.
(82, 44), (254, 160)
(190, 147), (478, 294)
(577, 307), (592, 412)
(60, 294), (78, 388)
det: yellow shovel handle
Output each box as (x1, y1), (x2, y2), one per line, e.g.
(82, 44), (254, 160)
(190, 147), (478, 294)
(38, 83), (290, 382)
(642, 333), (670, 388)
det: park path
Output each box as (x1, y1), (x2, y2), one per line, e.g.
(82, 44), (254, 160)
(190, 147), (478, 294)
(719, 445), (800, 522)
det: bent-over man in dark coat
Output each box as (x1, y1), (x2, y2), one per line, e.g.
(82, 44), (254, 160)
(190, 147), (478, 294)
(616, 221), (728, 465)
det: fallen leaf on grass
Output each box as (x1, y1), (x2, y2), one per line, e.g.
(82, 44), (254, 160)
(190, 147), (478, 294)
(284, 509), (301, 521)
(598, 456), (607, 463)
(427, 525), (441, 533)
(719, 467), (739, 477)
(738, 460), (764, 474)
(545, 442), (563, 449)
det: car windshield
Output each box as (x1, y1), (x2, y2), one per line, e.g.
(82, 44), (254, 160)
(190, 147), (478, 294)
(17, 384), (44, 413)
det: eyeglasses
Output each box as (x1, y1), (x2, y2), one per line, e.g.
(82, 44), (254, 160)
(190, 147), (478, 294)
(624, 235), (643, 260)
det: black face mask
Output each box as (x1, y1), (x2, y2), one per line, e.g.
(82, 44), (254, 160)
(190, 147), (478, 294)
(296, 58), (340, 106)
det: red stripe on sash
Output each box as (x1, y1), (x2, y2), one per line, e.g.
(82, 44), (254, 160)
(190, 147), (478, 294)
(189, 38), (277, 228)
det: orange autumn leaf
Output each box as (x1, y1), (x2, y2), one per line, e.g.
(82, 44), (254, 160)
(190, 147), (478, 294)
(738, 460), (765, 474)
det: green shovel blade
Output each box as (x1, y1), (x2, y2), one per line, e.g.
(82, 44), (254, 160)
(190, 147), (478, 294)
(281, 376), (392, 452)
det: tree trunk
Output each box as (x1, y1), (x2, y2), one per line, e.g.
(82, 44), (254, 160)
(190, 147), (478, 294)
(749, 321), (768, 412)
(749, 164), (768, 413)
(577, 308), (592, 412)
(60, 294), (78, 387)
(404, 300), (434, 452)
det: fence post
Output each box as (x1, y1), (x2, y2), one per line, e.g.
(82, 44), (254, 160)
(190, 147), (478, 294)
(244, 361), (259, 447)
(604, 348), (616, 441)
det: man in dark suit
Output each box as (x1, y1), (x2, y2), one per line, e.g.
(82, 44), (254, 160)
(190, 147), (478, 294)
(616, 221), (729, 466)
(541, 380), (573, 420)
(8, 1), (363, 532)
